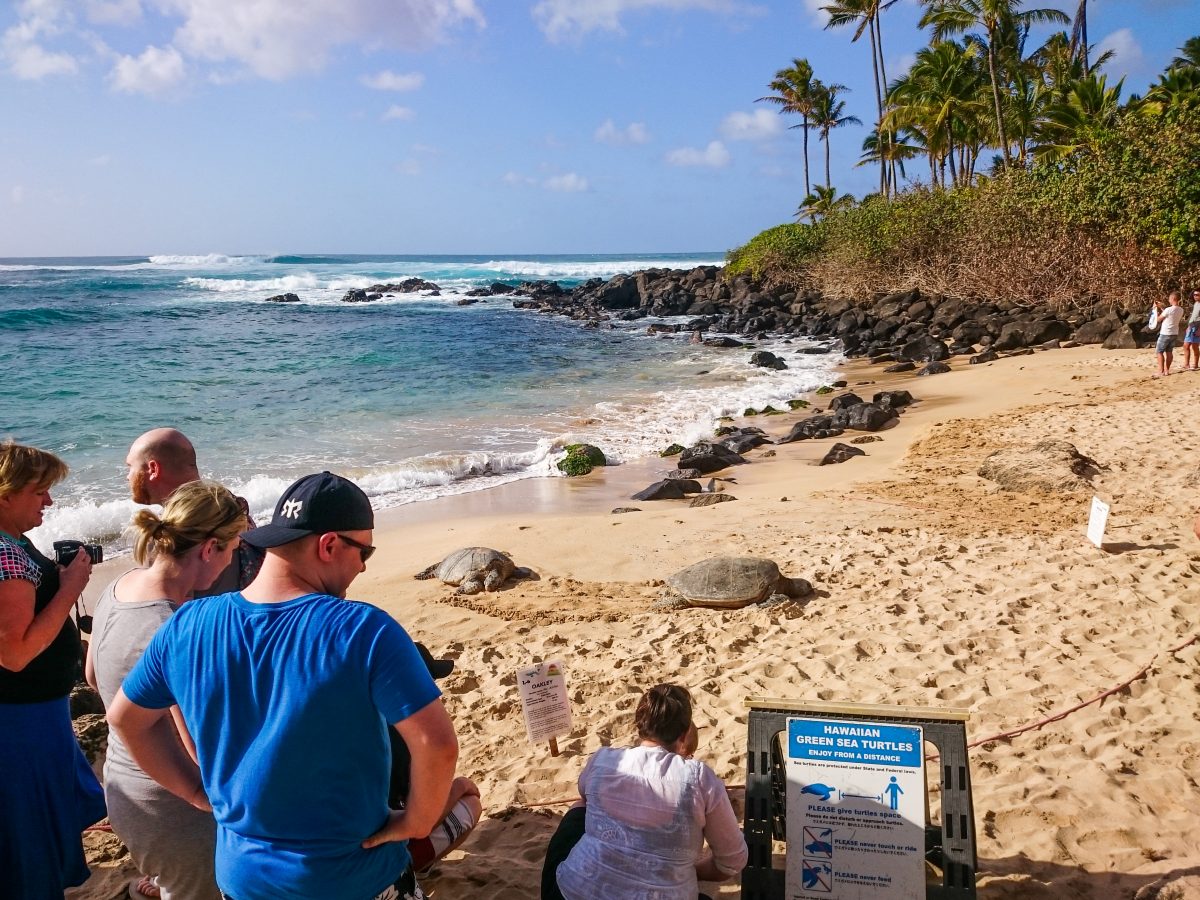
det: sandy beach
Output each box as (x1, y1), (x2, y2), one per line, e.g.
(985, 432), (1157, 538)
(76, 344), (1200, 899)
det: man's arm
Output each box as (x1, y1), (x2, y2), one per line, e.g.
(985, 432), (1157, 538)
(362, 698), (458, 849)
(108, 688), (210, 812)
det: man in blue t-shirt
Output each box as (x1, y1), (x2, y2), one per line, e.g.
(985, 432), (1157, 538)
(108, 472), (458, 900)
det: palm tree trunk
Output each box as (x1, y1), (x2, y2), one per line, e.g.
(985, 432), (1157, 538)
(1079, 2), (1088, 74)
(986, 34), (1012, 168)
(824, 132), (831, 188)
(866, 13), (885, 196)
(946, 127), (958, 186)
(802, 114), (811, 196)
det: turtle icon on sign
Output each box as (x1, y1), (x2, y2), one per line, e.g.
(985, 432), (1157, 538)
(802, 860), (833, 892)
(802, 826), (833, 857)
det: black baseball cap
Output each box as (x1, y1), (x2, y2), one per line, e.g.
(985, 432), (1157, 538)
(242, 471), (374, 549)
(415, 641), (454, 679)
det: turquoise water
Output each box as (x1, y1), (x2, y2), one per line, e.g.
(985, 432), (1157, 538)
(0, 253), (842, 549)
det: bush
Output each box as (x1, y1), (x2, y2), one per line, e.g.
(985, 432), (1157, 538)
(726, 106), (1200, 308)
(725, 222), (827, 284)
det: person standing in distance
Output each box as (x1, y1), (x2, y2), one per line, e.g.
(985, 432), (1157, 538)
(107, 472), (458, 900)
(1153, 291), (1185, 378)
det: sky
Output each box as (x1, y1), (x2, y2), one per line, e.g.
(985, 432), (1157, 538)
(1, 0), (1195, 256)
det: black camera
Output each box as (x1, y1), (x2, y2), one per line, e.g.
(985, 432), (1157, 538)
(53, 540), (104, 566)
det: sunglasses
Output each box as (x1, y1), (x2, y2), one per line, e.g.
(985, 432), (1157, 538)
(336, 533), (376, 563)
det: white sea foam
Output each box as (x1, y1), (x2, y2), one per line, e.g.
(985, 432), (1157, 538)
(149, 254), (263, 267)
(477, 258), (722, 280)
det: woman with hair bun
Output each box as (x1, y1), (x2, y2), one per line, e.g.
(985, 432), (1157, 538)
(0, 440), (105, 899)
(542, 683), (747, 900)
(86, 480), (246, 900)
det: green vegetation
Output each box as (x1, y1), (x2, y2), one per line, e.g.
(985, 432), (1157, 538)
(734, 19), (1200, 305)
(743, 407), (759, 416)
(557, 443), (607, 477)
(816, 386), (835, 394)
(659, 443), (685, 457)
(787, 398), (811, 409)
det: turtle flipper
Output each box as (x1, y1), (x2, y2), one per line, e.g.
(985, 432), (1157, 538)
(414, 564), (438, 580)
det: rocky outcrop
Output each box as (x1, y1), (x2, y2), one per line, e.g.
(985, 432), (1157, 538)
(631, 479), (702, 501)
(502, 267), (1145, 361)
(820, 443), (867, 465)
(678, 442), (746, 474)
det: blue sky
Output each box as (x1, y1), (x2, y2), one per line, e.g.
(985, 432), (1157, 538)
(1, 0), (1194, 256)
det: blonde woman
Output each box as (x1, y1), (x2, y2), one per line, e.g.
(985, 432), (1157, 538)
(0, 441), (104, 899)
(87, 481), (246, 900)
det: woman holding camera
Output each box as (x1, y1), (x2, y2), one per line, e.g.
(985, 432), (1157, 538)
(86, 480), (246, 900)
(0, 440), (106, 900)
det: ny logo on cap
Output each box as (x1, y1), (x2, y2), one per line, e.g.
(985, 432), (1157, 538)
(281, 499), (303, 519)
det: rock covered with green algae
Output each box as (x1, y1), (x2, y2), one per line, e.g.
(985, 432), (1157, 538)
(556, 443), (607, 476)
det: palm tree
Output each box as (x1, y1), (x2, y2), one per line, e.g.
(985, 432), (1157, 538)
(1032, 72), (1123, 161)
(796, 185), (855, 222)
(885, 41), (987, 187)
(858, 127), (921, 187)
(1171, 36), (1200, 72)
(822, 0), (900, 194)
(920, 0), (1068, 168)
(809, 82), (862, 187)
(1068, 0), (1088, 74)
(1139, 67), (1200, 114)
(757, 59), (820, 195)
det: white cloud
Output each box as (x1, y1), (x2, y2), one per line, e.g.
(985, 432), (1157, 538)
(85, 0), (143, 25)
(800, 0), (826, 27)
(1095, 28), (1146, 79)
(595, 118), (649, 145)
(169, 0), (485, 79)
(3, 37), (78, 78)
(109, 43), (185, 95)
(503, 170), (590, 191)
(382, 104), (415, 121)
(665, 140), (730, 167)
(10, 185), (25, 205)
(719, 109), (781, 141)
(544, 172), (588, 192)
(88, 154), (112, 165)
(533, 0), (758, 41)
(396, 158), (421, 175)
(2, 3), (79, 80)
(361, 69), (424, 91)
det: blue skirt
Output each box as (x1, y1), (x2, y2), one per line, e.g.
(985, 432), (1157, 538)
(0, 697), (107, 900)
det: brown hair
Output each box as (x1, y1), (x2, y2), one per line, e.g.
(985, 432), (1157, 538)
(130, 480), (246, 565)
(0, 440), (69, 499)
(635, 683), (693, 746)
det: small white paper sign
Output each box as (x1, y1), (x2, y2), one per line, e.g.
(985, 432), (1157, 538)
(517, 659), (572, 744)
(1087, 496), (1109, 548)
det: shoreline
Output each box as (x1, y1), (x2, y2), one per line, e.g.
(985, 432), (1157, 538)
(78, 343), (1200, 900)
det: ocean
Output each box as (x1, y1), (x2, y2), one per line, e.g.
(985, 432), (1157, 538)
(0, 253), (843, 552)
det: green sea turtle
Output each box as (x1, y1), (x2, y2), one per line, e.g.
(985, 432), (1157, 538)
(415, 547), (533, 595)
(664, 556), (812, 609)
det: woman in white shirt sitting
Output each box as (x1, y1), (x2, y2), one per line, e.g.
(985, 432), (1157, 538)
(542, 684), (748, 900)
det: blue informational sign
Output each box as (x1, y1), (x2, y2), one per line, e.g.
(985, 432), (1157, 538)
(785, 717), (926, 899)
(787, 718), (923, 768)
